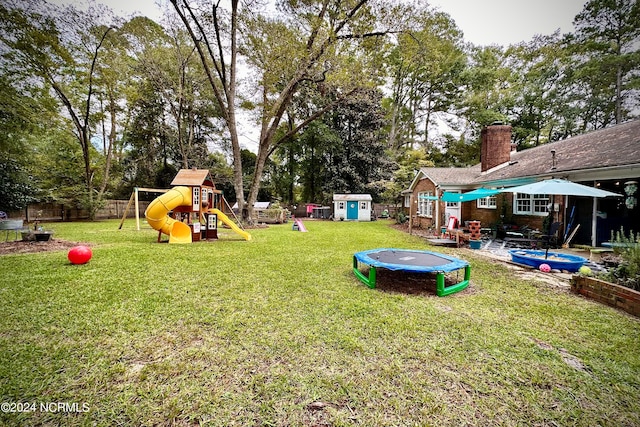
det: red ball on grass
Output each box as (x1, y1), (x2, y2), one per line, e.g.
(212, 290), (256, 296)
(68, 245), (92, 265)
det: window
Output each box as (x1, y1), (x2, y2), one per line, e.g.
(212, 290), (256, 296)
(360, 202), (367, 210)
(192, 187), (200, 210)
(417, 192), (433, 217)
(477, 196), (497, 209)
(513, 193), (549, 215)
(338, 201), (345, 210)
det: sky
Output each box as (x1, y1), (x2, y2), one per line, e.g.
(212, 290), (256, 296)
(55, 0), (589, 47)
(429, 0), (587, 46)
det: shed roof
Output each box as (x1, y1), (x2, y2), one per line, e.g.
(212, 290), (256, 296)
(333, 194), (373, 201)
(171, 169), (215, 187)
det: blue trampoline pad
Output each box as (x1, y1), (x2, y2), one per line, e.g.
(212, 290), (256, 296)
(354, 248), (468, 273)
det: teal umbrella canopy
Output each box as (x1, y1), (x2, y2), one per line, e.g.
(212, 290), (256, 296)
(441, 188), (500, 202)
(501, 179), (621, 197)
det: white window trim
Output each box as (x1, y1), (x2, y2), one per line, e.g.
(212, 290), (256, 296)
(476, 196), (497, 209)
(417, 191), (433, 218)
(513, 193), (549, 216)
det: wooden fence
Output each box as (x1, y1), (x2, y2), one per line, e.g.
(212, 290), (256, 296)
(4, 200), (151, 223)
(4, 201), (401, 223)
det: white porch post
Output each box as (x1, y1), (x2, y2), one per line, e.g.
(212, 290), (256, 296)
(435, 189), (440, 229)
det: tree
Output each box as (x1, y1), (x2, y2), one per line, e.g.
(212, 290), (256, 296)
(570, 0), (640, 127)
(508, 33), (576, 147)
(170, 0), (404, 223)
(322, 88), (391, 199)
(384, 8), (466, 149)
(297, 121), (341, 204)
(0, 2), (120, 218)
(458, 45), (515, 128)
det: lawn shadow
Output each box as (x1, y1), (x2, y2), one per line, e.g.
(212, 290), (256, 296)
(351, 268), (474, 297)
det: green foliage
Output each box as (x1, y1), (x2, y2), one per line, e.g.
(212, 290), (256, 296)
(323, 88), (392, 200)
(570, 0), (640, 126)
(507, 33), (577, 148)
(271, 87), (392, 204)
(603, 227), (640, 290)
(427, 132), (481, 167)
(458, 45), (514, 128)
(384, 8), (466, 148)
(0, 157), (38, 211)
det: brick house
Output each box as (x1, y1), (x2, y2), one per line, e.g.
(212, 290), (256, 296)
(405, 120), (640, 246)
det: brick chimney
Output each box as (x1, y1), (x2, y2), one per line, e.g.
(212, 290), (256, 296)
(481, 123), (512, 172)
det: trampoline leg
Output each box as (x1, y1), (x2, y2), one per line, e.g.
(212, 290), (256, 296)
(436, 265), (471, 297)
(352, 256), (376, 289)
(369, 266), (377, 288)
(436, 273), (445, 296)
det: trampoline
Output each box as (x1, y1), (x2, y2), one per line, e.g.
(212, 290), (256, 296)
(353, 248), (471, 296)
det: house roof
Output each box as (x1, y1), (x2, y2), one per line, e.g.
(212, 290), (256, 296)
(333, 194), (373, 201)
(416, 165), (481, 187)
(477, 120), (640, 185)
(409, 119), (640, 190)
(171, 169), (215, 187)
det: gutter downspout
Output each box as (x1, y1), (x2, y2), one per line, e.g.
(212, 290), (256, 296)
(591, 197), (597, 247)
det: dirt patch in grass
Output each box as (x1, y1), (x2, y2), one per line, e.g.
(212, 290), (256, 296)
(374, 269), (473, 296)
(0, 239), (85, 256)
(389, 222), (438, 238)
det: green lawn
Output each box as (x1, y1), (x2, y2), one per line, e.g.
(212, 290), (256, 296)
(1, 219), (638, 426)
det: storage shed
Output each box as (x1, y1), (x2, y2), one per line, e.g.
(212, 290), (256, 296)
(333, 194), (373, 221)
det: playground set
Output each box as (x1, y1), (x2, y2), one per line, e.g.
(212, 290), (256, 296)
(132, 169), (250, 244)
(292, 217), (307, 232)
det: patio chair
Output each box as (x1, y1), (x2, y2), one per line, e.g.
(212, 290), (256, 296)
(539, 221), (563, 249)
(443, 216), (458, 239)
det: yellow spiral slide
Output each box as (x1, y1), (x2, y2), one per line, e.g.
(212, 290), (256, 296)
(144, 186), (193, 244)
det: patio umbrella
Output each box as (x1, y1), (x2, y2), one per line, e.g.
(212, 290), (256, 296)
(500, 179), (621, 197)
(501, 179), (621, 258)
(441, 188), (500, 202)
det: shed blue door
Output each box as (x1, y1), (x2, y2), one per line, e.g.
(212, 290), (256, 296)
(347, 201), (358, 220)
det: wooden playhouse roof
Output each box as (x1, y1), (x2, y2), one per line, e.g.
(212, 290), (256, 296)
(171, 169), (215, 187)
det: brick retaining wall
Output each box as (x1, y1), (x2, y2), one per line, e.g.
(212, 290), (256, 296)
(571, 275), (640, 317)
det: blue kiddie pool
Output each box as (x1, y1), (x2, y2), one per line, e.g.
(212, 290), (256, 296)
(353, 248), (471, 297)
(509, 249), (587, 272)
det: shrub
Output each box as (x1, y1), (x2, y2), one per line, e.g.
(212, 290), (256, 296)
(602, 228), (640, 290)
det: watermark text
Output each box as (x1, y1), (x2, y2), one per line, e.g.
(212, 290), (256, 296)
(1, 401), (90, 413)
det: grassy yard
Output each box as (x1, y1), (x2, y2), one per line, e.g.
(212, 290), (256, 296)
(1, 219), (638, 426)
